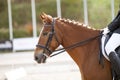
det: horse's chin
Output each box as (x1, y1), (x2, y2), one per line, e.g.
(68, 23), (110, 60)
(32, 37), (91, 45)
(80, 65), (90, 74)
(37, 60), (46, 63)
(35, 53), (47, 64)
(37, 57), (47, 63)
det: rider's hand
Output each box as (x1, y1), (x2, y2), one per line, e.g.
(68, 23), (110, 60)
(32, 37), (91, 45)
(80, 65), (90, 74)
(103, 27), (110, 35)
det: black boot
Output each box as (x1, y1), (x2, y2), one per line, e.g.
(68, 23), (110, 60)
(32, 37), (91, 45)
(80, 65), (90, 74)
(108, 10), (120, 32)
(109, 51), (120, 77)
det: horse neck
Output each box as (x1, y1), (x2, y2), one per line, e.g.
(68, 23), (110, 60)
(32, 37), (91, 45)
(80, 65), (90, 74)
(55, 19), (100, 48)
(55, 19), (100, 67)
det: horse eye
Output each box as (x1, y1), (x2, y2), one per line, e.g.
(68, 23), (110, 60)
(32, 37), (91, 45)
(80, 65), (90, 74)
(43, 32), (48, 36)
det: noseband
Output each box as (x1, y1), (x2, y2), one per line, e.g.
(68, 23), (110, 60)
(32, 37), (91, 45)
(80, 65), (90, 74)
(36, 19), (60, 57)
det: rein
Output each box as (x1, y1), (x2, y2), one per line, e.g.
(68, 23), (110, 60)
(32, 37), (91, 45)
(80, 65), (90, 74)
(50, 34), (102, 57)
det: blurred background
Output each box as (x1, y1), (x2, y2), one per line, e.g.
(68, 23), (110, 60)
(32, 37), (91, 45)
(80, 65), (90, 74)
(0, 0), (119, 80)
(0, 0), (119, 41)
(0, 0), (119, 52)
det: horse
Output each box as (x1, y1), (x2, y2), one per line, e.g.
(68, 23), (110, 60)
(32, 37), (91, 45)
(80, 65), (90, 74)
(34, 13), (112, 80)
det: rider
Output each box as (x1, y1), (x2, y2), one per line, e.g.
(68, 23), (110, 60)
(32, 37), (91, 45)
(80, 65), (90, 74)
(103, 9), (120, 76)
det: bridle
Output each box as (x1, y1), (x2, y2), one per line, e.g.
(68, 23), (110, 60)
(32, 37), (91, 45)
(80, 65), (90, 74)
(36, 19), (60, 57)
(36, 18), (103, 58)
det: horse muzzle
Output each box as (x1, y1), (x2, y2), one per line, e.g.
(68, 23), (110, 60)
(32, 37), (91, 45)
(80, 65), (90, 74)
(34, 53), (47, 63)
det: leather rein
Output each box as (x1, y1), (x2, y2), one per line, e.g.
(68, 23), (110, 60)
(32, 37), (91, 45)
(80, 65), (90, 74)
(36, 19), (102, 58)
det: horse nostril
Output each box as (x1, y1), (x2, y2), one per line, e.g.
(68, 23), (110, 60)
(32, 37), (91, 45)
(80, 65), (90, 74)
(35, 56), (38, 61)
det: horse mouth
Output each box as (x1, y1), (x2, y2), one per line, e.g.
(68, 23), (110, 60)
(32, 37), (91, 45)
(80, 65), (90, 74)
(35, 54), (47, 63)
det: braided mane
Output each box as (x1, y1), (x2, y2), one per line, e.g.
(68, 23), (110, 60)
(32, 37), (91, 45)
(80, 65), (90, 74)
(40, 13), (96, 30)
(55, 17), (96, 30)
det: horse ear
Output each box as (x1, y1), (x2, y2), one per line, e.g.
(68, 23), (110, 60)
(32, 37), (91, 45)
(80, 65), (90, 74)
(40, 12), (46, 21)
(46, 15), (53, 23)
(40, 12), (53, 23)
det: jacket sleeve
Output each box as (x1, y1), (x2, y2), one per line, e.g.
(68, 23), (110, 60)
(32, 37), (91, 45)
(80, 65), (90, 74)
(108, 10), (120, 32)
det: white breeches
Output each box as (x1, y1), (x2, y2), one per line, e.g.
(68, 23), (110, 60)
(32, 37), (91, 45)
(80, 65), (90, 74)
(105, 33), (120, 55)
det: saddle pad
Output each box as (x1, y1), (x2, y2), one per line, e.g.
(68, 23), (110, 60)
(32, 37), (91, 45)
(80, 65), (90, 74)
(101, 35), (110, 61)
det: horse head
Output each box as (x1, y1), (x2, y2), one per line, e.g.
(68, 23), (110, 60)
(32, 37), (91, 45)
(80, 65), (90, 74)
(34, 13), (62, 63)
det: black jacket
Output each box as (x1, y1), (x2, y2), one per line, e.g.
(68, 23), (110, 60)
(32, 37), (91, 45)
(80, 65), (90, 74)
(108, 10), (120, 32)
